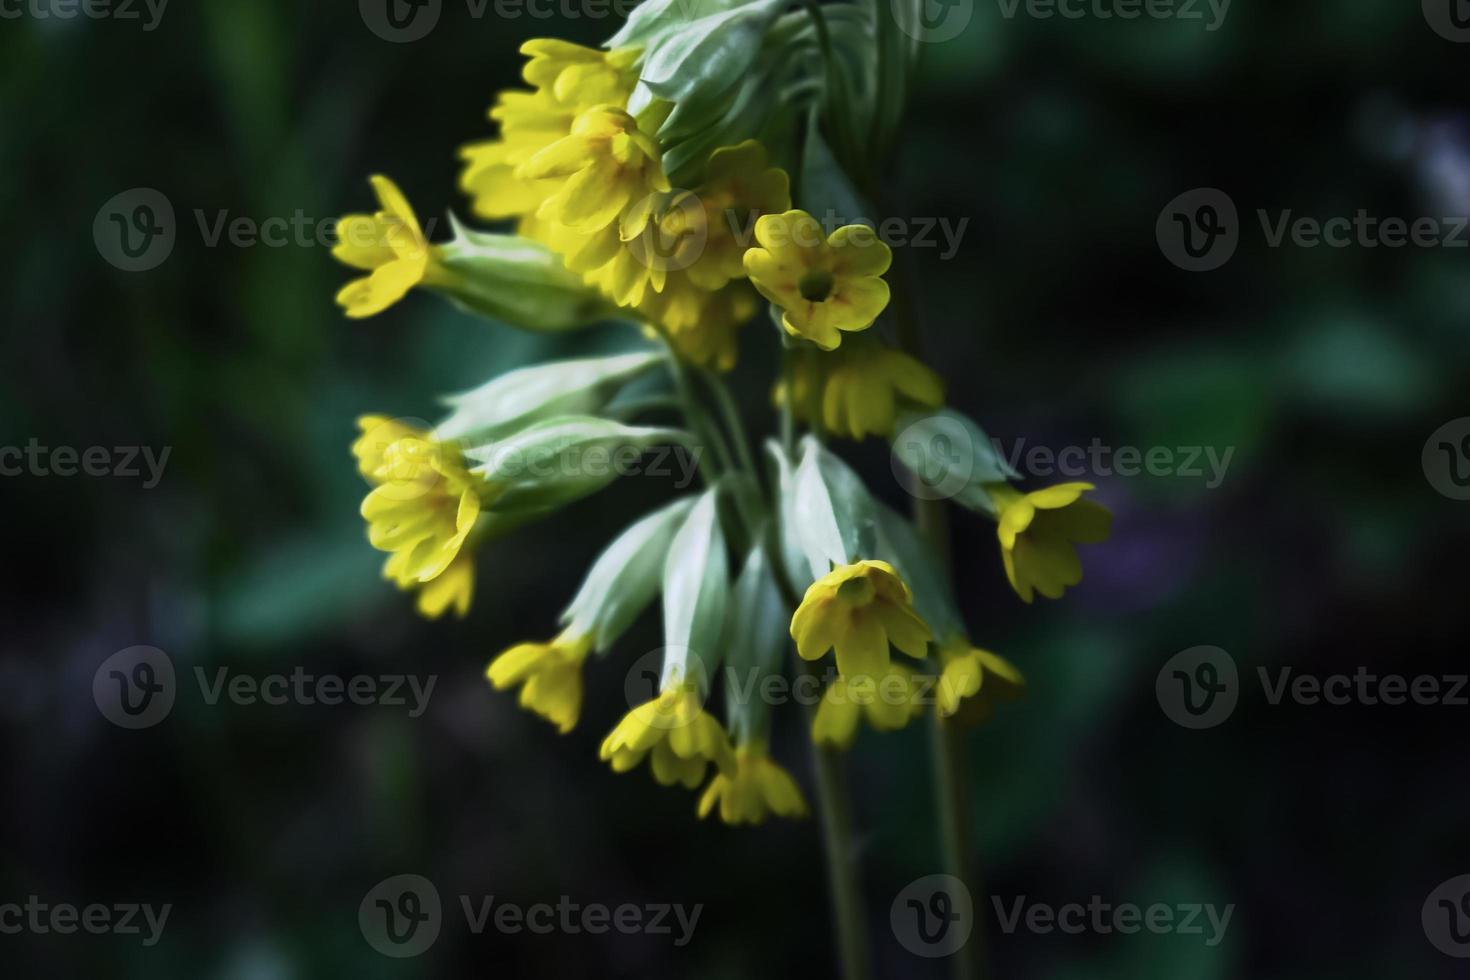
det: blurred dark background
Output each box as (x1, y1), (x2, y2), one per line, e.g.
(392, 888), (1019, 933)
(4, 1), (1470, 977)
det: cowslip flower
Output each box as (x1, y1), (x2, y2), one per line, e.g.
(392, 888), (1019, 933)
(790, 560), (931, 679)
(743, 209), (892, 350)
(352, 416), (488, 618)
(985, 482), (1112, 603)
(485, 630), (594, 733)
(782, 343), (944, 440)
(520, 106), (670, 238)
(639, 278), (758, 371)
(333, 176), (446, 319)
(459, 41), (640, 221)
(663, 139), (791, 291)
(811, 665), (927, 750)
(600, 679), (734, 788)
(936, 636), (1025, 724)
(697, 741), (808, 825)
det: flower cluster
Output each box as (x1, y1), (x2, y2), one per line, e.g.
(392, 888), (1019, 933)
(331, 9), (1111, 827)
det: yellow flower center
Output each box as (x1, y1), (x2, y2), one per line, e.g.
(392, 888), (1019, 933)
(798, 269), (834, 303)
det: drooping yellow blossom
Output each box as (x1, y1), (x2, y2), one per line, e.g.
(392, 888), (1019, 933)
(780, 343), (944, 439)
(660, 140), (791, 291)
(986, 482), (1112, 603)
(352, 415), (491, 618)
(743, 209), (892, 350)
(811, 664), (928, 750)
(333, 176), (446, 319)
(790, 560), (932, 679)
(640, 279), (759, 372)
(485, 629), (594, 733)
(600, 679), (734, 788)
(697, 741), (808, 825)
(521, 105), (670, 237)
(459, 41), (640, 221)
(936, 636), (1025, 724)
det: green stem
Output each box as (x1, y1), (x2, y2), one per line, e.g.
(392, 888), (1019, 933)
(701, 368), (760, 479)
(799, 657), (873, 980)
(665, 347), (733, 479)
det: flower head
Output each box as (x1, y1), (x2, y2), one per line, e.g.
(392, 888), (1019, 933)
(521, 105), (670, 237)
(486, 629), (594, 733)
(459, 41), (639, 221)
(936, 636), (1025, 724)
(986, 482), (1112, 603)
(599, 679), (734, 788)
(333, 176), (444, 318)
(697, 741), (808, 825)
(743, 210), (892, 350)
(811, 664), (928, 750)
(781, 343), (944, 439)
(790, 560), (932, 678)
(353, 416), (490, 617)
(662, 140), (791, 291)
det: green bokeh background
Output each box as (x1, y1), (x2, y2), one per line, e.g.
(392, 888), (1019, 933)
(3, 1), (1469, 977)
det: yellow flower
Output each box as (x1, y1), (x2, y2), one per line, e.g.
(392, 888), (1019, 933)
(661, 140), (791, 292)
(485, 630), (594, 733)
(459, 41), (640, 221)
(520, 105), (670, 237)
(936, 636), (1025, 724)
(599, 680), (734, 788)
(640, 279), (758, 372)
(353, 416), (491, 617)
(333, 176), (445, 319)
(697, 741), (808, 825)
(986, 482), (1112, 603)
(790, 560), (932, 679)
(743, 209), (892, 350)
(811, 664), (927, 750)
(781, 343), (944, 439)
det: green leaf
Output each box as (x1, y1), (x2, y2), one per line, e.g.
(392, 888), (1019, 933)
(721, 541), (789, 742)
(632, 0), (787, 106)
(766, 439), (816, 591)
(661, 487), (730, 692)
(465, 415), (690, 511)
(790, 435), (878, 578)
(608, 0), (757, 48)
(432, 214), (614, 332)
(890, 408), (1019, 516)
(435, 350), (664, 444)
(563, 497), (696, 652)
